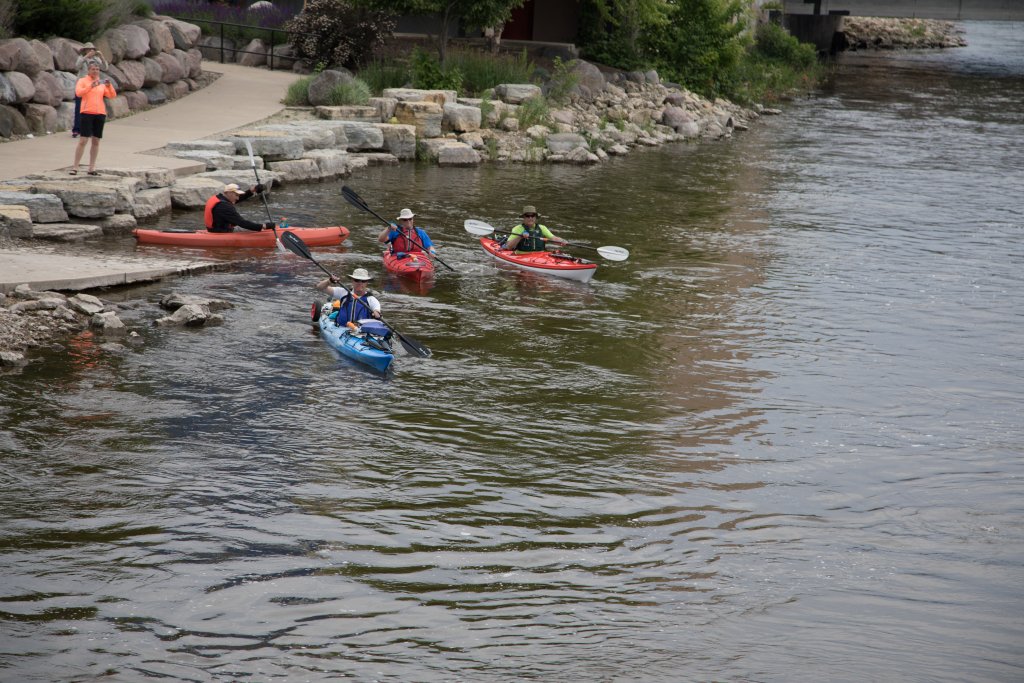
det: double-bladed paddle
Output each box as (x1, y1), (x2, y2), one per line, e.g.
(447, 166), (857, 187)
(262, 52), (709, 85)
(243, 139), (285, 252)
(279, 230), (432, 358)
(463, 219), (630, 261)
(341, 185), (457, 272)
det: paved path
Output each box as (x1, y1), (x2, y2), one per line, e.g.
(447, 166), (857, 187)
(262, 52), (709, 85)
(0, 62), (299, 293)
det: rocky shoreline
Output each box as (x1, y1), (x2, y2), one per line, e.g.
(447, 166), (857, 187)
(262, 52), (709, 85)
(838, 17), (966, 51)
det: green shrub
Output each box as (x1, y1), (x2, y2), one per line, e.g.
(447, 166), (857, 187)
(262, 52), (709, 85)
(14, 0), (107, 41)
(478, 93), (494, 128)
(325, 78), (371, 105)
(546, 57), (579, 104)
(515, 96), (550, 129)
(754, 22), (817, 67)
(283, 75), (313, 105)
(484, 135), (498, 159)
(410, 47), (463, 91)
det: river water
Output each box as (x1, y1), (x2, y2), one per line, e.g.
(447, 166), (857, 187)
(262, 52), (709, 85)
(2, 21), (1022, 682)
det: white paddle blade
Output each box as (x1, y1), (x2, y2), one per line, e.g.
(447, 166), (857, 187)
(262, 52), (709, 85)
(464, 219), (496, 236)
(597, 245), (629, 261)
(243, 139), (255, 162)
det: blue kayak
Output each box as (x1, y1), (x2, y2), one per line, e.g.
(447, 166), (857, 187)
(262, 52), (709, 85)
(314, 305), (394, 373)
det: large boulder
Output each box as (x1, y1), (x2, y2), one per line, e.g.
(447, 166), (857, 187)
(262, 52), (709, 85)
(31, 71), (63, 106)
(161, 18), (202, 50)
(382, 88), (456, 106)
(21, 103), (57, 135)
(4, 71), (35, 104)
(394, 101), (442, 138)
(154, 52), (186, 83)
(134, 19), (175, 56)
(0, 205), (33, 239)
(0, 191), (69, 223)
(96, 29), (127, 64)
(46, 38), (83, 71)
(141, 57), (163, 87)
(307, 69), (354, 106)
(443, 102), (481, 133)
(52, 71), (78, 100)
(0, 73), (16, 105)
(377, 123), (416, 160)
(28, 40), (54, 73)
(329, 121), (384, 151)
(0, 104), (29, 137)
(569, 60), (607, 101)
(119, 24), (152, 60)
(223, 132), (305, 161)
(238, 39), (268, 68)
(494, 83), (542, 104)
(117, 60), (146, 91)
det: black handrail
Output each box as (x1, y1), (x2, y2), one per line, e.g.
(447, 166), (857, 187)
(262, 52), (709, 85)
(175, 17), (309, 71)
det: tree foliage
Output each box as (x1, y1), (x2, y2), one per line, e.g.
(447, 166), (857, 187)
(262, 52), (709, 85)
(12, 0), (147, 42)
(287, 0), (396, 70)
(358, 0), (525, 65)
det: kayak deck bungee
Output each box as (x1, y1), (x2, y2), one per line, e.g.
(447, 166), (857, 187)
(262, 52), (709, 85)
(313, 303), (394, 373)
(478, 237), (597, 283)
(383, 250), (435, 281)
(133, 226), (349, 248)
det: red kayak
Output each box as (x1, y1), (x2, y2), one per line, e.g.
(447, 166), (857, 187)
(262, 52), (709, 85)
(383, 250), (435, 281)
(133, 226), (349, 248)
(479, 237), (596, 282)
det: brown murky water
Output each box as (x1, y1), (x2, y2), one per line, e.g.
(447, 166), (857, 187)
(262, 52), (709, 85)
(2, 22), (1022, 682)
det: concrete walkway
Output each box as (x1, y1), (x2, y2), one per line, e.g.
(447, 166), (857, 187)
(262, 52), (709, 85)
(0, 62), (300, 293)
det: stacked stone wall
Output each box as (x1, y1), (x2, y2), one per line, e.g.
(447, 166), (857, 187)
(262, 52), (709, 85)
(0, 16), (203, 140)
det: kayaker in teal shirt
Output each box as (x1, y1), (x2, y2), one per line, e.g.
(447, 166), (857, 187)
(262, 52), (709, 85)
(503, 205), (568, 252)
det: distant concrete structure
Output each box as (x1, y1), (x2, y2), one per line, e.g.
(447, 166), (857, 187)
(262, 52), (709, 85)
(782, 0), (1024, 21)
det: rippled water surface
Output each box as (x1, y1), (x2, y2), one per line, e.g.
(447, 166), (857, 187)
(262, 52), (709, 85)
(2, 22), (1023, 682)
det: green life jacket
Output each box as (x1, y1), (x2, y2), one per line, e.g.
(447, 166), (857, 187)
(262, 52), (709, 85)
(513, 223), (548, 252)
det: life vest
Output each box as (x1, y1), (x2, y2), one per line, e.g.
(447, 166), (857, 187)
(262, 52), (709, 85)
(204, 194), (229, 231)
(390, 226), (423, 254)
(512, 223), (548, 252)
(334, 292), (375, 325)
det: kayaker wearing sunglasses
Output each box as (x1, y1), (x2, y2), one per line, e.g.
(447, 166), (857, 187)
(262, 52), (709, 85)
(502, 205), (567, 252)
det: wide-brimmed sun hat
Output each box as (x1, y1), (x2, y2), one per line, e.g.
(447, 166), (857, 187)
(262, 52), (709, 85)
(222, 183), (241, 194)
(79, 42), (97, 52)
(349, 268), (372, 281)
(521, 205), (538, 216)
(396, 208), (415, 220)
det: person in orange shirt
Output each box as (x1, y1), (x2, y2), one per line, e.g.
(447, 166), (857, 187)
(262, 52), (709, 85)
(71, 62), (116, 176)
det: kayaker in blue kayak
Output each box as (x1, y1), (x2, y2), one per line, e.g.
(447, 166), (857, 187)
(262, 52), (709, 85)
(378, 208), (437, 258)
(316, 268), (382, 325)
(502, 205), (568, 252)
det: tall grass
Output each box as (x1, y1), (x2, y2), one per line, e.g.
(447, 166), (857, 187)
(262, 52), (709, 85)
(358, 60), (409, 93)
(357, 46), (537, 97)
(283, 75), (313, 106)
(445, 47), (536, 95)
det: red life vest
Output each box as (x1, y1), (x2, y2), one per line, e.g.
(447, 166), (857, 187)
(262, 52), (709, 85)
(204, 194), (225, 231)
(391, 226), (423, 254)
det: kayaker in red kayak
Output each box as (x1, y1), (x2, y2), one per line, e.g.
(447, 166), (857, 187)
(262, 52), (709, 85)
(502, 205), (568, 252)
(378, 208), (437, 259)
(204, 182), (277, 233)
(316, 268), (383, 325)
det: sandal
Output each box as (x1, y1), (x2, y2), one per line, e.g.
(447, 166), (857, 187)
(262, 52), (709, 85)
(87, 171), (99, 176)
(69, 169), (78, 175)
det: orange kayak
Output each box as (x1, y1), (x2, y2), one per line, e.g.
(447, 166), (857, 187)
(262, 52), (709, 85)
(133, 226), (349, 248)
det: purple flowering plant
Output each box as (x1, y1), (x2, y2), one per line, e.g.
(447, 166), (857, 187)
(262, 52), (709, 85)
(150, 0), (304, 45)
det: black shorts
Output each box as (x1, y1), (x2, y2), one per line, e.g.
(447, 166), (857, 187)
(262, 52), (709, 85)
(79, 113), (106, 139)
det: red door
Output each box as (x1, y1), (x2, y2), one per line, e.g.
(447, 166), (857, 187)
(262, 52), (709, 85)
(503, 0), (534, 40)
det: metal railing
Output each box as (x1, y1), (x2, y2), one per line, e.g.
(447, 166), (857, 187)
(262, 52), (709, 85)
(178, 18), (307, 71)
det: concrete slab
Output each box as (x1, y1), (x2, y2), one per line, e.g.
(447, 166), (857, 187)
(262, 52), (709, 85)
(0, 246), (234, 294)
